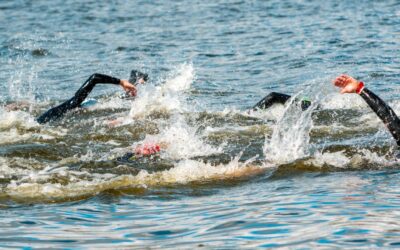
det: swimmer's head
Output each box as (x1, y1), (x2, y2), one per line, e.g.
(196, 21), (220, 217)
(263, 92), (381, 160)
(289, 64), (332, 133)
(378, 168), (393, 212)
(129, 70), (149, 85)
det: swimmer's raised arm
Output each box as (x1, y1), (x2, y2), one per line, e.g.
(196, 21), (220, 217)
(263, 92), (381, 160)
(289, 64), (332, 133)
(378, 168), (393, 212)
(37, 70), (148, 124)
(333, 74), (400, 146)
(74, 74), (136, 104)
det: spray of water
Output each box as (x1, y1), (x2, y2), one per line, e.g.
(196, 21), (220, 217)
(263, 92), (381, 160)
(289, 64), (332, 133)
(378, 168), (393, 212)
(128, 63), (195, 118)
(134, 115), (224, 160)
(263, 78), (333, 164)
(124, 63), (223, 160)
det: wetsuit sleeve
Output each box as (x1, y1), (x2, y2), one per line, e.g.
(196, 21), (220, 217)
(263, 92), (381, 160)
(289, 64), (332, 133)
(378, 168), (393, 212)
(73, 73), (120, 104)
(252, 92), (311, 111)
(36, 73), (120, 124)
(359, 87), (400, 146)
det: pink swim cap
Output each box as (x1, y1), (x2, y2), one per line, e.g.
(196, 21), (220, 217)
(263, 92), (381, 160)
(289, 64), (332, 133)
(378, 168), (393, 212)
(135, 143), (161, 156)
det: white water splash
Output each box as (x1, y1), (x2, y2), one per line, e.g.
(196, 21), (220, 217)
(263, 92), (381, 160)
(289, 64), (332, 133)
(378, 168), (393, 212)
(71, 63), (195, 126)
(306, 151), (351, 168)
(6, 53), (40, 107)
(0, 108), (38, 130)
(4, 154), (264, 201)
(247, 104), (286, 121)
(0, 107), (69, 144)
(128, 63), (195, 118)
(131, 115), (223, 160)
(306, 148), (399, 169)
(126, 63), (221, 161)
(162, 63), (195, 93)
(320, 93), (368, 110)
(263, 78), (332, 164)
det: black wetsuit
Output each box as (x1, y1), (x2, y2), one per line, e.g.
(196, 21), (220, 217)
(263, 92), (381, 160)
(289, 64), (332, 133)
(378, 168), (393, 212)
(360, 88), (400, 146)
(253, 92), (311, 111)
(37, 73), (120, 124)
(254, 89), (400, 146)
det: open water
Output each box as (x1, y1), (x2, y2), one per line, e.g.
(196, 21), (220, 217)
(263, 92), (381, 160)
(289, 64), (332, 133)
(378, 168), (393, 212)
(1, 0), (400, 248)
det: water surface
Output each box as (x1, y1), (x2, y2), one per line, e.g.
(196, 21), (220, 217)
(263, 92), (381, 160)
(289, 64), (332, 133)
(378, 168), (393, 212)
(1, 0), (400, 248)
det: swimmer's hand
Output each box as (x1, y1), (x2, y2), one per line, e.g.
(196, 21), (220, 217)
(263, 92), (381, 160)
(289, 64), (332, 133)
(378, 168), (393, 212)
(120, 79), (137, 96)
(333, 74), (362, 94)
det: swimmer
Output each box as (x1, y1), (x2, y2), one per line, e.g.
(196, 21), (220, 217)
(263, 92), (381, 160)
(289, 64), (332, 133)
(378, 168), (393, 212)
(36, 70), (148, 124)
(253, 92), (312, 111)
(333, 74), (400, 146)
(116, 142), (168, 161)
(253, 75), (400, 146)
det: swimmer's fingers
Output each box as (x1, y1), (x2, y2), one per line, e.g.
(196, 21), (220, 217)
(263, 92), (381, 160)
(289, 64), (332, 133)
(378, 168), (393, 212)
(333, 74), (360, 94)
(333, 74), (357, 86)
(333, 74), (348, 87)
(120, 79), (137, 96)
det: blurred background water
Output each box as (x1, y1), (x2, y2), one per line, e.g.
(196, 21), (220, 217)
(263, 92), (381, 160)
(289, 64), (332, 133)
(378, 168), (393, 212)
(0, 0), (400, 248)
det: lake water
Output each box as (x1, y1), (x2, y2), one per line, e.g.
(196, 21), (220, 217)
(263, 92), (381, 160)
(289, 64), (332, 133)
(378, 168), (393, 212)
(1, 0), (400, 248)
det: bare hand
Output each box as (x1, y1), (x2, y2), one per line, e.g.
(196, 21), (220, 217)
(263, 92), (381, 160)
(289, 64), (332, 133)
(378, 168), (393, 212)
(120, 79), (137, 96)
(333, 74), (361, 94)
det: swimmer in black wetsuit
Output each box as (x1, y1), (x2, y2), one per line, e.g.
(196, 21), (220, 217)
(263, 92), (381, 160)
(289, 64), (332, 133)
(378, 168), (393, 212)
(36, 70), (148, 124)
(252, 75), (400, 146)
(333, 74), (400, 147)
(253, 92), (312, 111)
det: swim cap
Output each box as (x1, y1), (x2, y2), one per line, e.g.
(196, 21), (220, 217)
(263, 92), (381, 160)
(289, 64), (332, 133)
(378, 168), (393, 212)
(134, 143), (161, 156)
(129, 70), (149, 84)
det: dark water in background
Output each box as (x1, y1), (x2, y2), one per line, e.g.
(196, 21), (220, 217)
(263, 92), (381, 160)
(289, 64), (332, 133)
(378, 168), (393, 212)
(1, 0), (400, 248)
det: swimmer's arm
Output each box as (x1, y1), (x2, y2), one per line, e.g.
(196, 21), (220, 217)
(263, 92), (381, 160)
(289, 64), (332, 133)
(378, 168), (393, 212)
(359, 87), (400, 146)
(36, 73), (136, 124)
(76, 74), (136, 100)
(334, 74), (400, 146)
(91, 74), (135, 92)
(88, 73), (121, 85)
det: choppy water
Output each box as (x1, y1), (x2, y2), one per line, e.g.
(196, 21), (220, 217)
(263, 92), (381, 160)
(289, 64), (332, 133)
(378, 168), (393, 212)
(1, 0), (400, 248)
